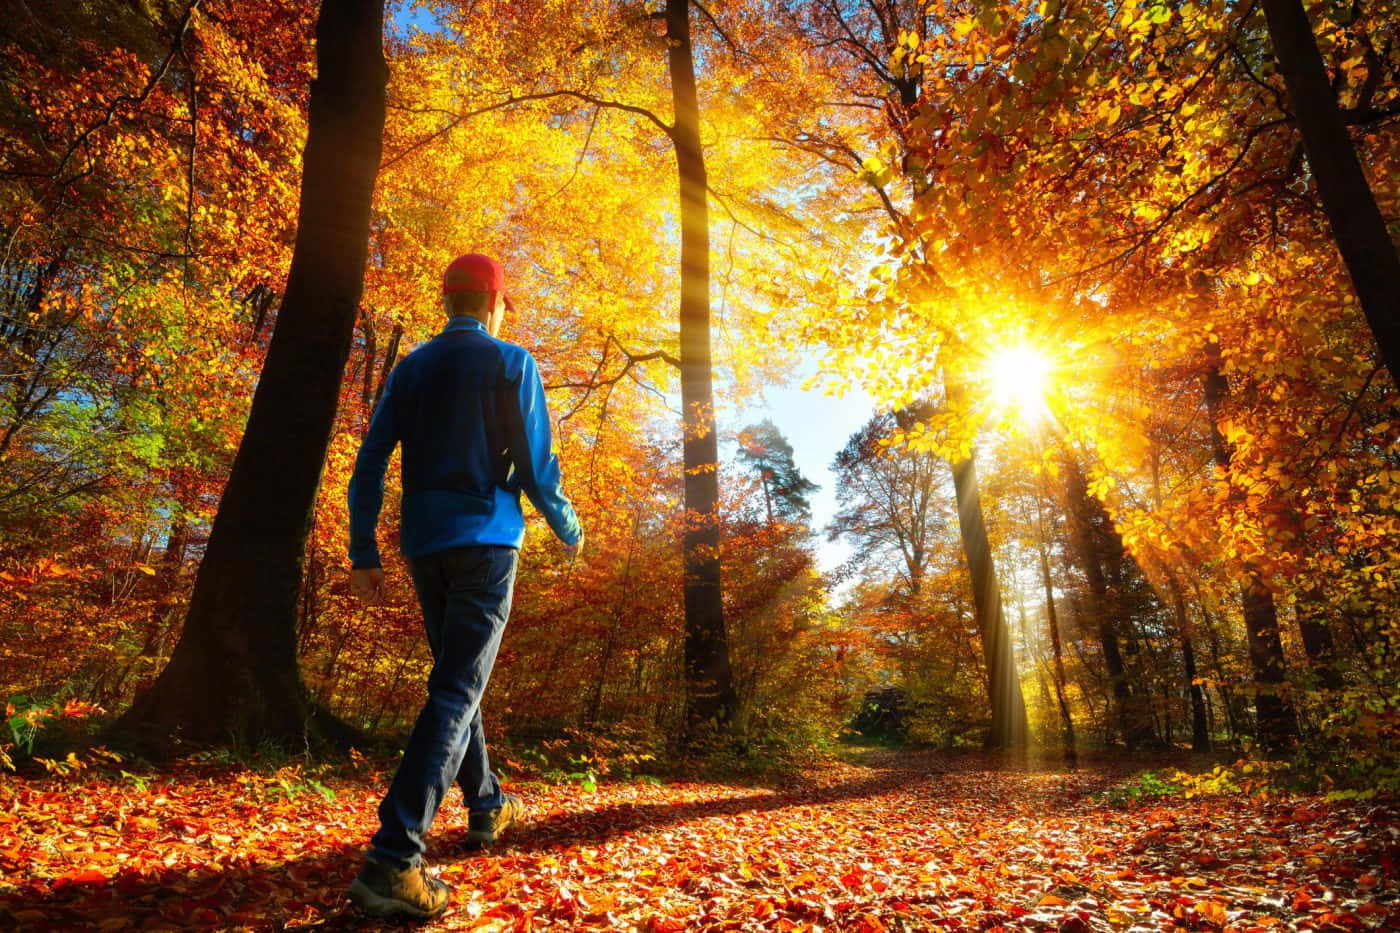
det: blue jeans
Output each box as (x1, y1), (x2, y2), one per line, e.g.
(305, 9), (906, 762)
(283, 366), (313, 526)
(370, 545), (517, 868)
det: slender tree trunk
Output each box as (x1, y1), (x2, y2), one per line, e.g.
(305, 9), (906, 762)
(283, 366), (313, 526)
(1295, 589), (1344, 690)
(1038, 541), (1076, 761)
(1163, 577), (1211, 752)
(1199, 604), (1240, 743)
(359, 310), (377, 407)
(667, 0), (736, 739)
(371, 322), (402, 413)
(949, 452), (1028, 749)
(1060, 454), (1155, 748)
(1182, 628), (1211, 753)
(113, 0), (386, 753)
(1203, 346), (1299, 752)
(1261, 0), (1400, 379)
(587, 511), (641, 726)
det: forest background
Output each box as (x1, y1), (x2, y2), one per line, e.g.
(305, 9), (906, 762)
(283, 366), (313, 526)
(1, 0), (1398, 798)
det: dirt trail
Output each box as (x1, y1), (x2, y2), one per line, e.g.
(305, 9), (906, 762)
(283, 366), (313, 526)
(1, 750), (1395, 930)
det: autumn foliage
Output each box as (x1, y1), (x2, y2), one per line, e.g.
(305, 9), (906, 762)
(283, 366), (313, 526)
(1, 0), (1399, 921)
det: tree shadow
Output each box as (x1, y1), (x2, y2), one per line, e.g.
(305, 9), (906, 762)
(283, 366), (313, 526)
(0, 765), (937, 930)
(445, 765), (936, 856)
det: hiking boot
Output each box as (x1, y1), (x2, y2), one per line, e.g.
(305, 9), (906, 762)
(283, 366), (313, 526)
(466, 794), (523, 846)
(347, 854), (450, 921)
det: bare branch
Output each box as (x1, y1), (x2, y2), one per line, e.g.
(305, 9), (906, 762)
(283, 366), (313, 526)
(381, 89), (675, 171)
(549, 334), (680, 422)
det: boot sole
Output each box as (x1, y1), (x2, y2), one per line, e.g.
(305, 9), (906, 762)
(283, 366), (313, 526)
(348, 878), (447, 921)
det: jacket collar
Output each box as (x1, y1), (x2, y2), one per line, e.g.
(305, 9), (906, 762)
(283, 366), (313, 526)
(440, 315), (488, 336)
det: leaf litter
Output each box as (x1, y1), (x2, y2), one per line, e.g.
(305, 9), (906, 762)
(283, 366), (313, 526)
(0, 750), (1395, 930)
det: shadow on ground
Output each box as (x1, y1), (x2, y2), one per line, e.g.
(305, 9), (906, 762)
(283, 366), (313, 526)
(1, 763), (948, 930)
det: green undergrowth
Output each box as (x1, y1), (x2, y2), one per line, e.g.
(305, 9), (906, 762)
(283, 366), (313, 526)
(1092, 756), (1384, 808)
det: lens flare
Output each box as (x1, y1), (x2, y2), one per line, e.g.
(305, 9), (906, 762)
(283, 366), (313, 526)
(985, 345), (1052, 420)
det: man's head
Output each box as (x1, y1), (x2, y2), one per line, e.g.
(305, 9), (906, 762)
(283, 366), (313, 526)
(442, 253), (512, 337)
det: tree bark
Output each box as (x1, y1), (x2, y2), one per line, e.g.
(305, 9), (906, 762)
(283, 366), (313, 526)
(1170, 584), (1211, 752)
(949, 453), (1028, 749)
(113, 0), (386, 753)
(587, 510), (641, 726)
(1295, 589), (1344, 690)
(1203, 346), (1299, 753)
(1060, 455), (1155, 748)
(1261, 0), (1400, 380)
(1038, 541), (1076, 761)
(667, 0), (737, 738)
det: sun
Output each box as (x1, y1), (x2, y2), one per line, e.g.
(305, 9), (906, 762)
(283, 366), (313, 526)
(984, 345), (1052, 420)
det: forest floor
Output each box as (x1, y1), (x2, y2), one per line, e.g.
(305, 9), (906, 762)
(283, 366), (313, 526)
(0, 747), (1396, 931)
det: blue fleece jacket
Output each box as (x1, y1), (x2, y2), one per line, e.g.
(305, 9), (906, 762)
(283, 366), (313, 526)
(347, 316), (582, 569)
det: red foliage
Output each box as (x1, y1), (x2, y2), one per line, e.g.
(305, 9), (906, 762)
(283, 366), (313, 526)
(1, 752), (1395, 930)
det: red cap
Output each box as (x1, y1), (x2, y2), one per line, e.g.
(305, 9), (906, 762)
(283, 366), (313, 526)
(443, 253), (514, 309)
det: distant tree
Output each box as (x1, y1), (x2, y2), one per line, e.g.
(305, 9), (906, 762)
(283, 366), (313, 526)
(831, 407), (1027, 748)
(829, 410), (941, 599)
(737, 419), (818, 525)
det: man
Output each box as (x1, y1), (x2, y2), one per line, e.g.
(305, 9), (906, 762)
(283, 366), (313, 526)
(345, 253), (583, 920)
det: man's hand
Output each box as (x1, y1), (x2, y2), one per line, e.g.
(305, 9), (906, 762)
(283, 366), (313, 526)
(350, 567), (386, 603)
(563, 531), (585, 561)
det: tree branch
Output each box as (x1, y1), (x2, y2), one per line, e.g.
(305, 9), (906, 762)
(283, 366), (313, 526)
(381, 89), (675, 171)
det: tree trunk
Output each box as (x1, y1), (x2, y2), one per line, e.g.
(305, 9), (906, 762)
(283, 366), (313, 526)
(113, 0), (386, 753)
(1038, 541), (1075, 761)
(1294, 589), (1344, 690)
(1181, 626), (1211, 753)
(587, 511), (641, 726)
(1060, 455), (1155, 748)
(1241, 581), (1299, 752)
(949, 453), (1028, 749)
(1181, 632), (1209, 751)
(1261, 0), (1400, 380)
(1164, 577), (1211, 752)
(667, 0), (737, 739)
(1198, 604), (1241, 743)
(1203, 346), (1299, 752)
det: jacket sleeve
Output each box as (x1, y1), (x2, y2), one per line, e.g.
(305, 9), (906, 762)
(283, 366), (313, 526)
(347, 370), (401, 569)
(504, 351), (583, 546)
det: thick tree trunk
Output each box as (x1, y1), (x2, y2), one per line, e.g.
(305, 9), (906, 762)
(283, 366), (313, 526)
(950, 453), (1028, 749)
(113, 0), (386, 753)
(1203, 347), (1299, 752)
(667, 0), (737, 738)
(1261, 0), (1400, 380)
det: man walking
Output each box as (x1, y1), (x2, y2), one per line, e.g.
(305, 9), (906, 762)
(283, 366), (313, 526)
(345, 253), (583, 920)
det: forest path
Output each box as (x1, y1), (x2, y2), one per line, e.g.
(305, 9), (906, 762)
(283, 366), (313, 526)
(1, 748), (1395, 930)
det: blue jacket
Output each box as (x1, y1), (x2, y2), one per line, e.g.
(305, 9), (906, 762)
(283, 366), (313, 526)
(347, 315), (582, 568)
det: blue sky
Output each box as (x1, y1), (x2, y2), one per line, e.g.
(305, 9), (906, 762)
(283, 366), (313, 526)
(723, 371), (877, 575)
